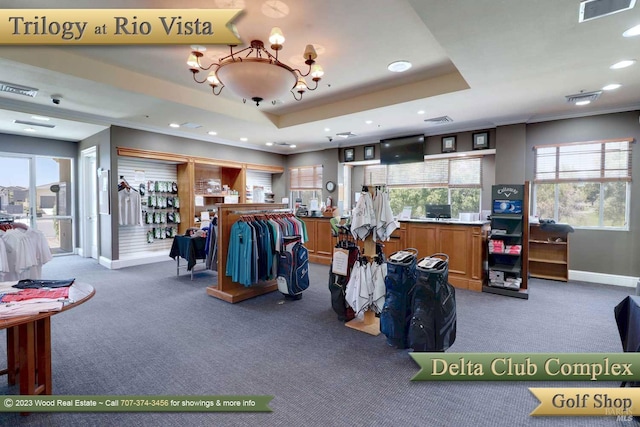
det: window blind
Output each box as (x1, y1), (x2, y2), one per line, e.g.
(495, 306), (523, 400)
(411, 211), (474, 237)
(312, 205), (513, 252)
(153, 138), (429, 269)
(534, 139), (633, 183)
(364, 157), (481, 187)
(290, 165), (323, 190)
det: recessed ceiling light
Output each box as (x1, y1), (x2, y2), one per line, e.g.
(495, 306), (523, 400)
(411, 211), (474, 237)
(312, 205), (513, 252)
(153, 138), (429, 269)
(24, 127), (36, 132)
(31, 115), (50, 121)
(610, 60), (636, 69)
(265, 142), (274, 146)
(575, 100), (591, 106)
(324, 127), (330, 132)
(387, 60), (412, 72)
(602, 83), (622, 91)
(623, 24), (640, 37)
(417, 110), (425, 115)
(289, 144), (296, 148)
(207, 131), (217, 136)
(240, 137), (248, 142)
(169, 123), (180, 128)
(365, 120), (373, 124)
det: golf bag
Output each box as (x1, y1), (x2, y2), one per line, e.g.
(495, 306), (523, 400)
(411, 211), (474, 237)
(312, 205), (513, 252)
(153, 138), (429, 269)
(328, 243), (359, 321)
(380, 249), (418, 348)
(408, 254), (457, 352)
(277, 235), (310, 299)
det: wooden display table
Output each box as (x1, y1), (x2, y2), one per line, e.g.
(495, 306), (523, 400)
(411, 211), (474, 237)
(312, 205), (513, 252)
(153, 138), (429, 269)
(1, 282), (95, 396)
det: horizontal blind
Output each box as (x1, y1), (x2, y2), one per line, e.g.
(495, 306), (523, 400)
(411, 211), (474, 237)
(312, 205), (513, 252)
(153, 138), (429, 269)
(366, 157), (480, 188)
(534, 139), (632, 183)
(290, 165), (322, 190)
(118, 158), (177, 257)
(449, 157), (482, 187)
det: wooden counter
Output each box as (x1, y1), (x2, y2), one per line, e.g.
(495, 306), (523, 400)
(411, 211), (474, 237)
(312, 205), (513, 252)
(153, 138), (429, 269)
(403, 220), (489, 292)
(298, 216), (334, 265)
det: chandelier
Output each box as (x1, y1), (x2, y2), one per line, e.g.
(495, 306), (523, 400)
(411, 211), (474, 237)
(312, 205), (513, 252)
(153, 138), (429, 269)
(187, 27), (324, 106)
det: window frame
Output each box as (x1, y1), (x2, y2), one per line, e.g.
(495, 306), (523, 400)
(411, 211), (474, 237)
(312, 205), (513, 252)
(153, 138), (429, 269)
(533, 138), (633, 231)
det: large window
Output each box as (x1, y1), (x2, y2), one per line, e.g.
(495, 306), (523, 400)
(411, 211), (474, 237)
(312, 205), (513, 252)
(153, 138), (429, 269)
(364, 157), (482, 218)
(533, 139), (632, 229)
(290, 165), (323, 209)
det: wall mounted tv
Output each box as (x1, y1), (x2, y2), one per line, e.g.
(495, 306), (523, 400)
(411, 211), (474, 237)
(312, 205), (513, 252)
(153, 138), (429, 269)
(379, 135), (425, 165)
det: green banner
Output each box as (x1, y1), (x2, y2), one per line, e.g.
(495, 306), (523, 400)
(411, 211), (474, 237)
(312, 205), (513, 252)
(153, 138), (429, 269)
(410, 353), (640, 381)
(0, 395), (273, 412)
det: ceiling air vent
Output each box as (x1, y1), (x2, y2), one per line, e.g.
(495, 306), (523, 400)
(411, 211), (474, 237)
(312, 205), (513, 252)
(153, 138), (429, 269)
(0, 81), (39, 97)
(579, 0), (636, 23)
(13, 120), (55, 129)
(424, 115), (454, 125)
(336, 132), (357, 138)
(180, 122), (202, 129)
(565, 90), (602, 104)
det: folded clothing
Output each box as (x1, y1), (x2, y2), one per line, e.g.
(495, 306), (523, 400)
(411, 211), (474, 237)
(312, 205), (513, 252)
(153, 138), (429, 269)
(2, 287), (70, 302)
(13, 278), (75, 289)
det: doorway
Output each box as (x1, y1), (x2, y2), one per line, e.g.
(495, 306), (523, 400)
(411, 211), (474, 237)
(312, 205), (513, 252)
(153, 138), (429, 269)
(80, 147), (98, 259)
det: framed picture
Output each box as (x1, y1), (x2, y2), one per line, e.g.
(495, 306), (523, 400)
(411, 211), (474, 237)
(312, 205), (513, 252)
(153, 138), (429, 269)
(344, 148), (355, 162)
(473, 132), (490, 150)
(442, 136), (456, 153)
(364, 145), (375, 160)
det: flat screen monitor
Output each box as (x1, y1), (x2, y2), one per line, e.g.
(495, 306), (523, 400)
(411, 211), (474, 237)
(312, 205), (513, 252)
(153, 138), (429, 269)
(379, 135), (425, 165)
(425, 204), (452, 219)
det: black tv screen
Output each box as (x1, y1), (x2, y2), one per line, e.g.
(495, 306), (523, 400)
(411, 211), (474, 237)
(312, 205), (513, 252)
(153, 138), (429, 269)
(379, 135), (425, 165)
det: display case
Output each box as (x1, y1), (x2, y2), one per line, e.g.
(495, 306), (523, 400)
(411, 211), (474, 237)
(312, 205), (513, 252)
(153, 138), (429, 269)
(483, 183), (529, 299)
(529, 223), (571, 282)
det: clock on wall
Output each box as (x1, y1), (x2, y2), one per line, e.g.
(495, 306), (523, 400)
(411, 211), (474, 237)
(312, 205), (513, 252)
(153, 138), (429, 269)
(325, 181), (336, 193)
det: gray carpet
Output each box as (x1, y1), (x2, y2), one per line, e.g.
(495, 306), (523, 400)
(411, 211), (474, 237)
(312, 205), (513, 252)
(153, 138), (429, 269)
(0, 255), (637, 427)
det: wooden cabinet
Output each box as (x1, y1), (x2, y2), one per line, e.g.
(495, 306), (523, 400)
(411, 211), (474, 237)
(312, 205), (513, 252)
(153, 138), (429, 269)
(299, 217), (334, 265)
(529, 224), (570, 281)
(380, 222), (406, 257)
(406, 222), (488, 292)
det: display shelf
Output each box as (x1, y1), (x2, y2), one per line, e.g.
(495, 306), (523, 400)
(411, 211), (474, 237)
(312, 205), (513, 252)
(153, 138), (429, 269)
(528, 224), (570, 282)
(484, 183), (529, 299)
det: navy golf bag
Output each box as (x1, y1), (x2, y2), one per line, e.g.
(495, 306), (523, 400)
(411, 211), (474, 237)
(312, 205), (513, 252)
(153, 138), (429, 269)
(277, 235), (310, 299)
(380, 249), (418, 348)
(408, 254), (457, 352)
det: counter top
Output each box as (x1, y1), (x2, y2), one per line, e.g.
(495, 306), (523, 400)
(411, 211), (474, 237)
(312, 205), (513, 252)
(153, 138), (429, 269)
(399, 218), (490, 226)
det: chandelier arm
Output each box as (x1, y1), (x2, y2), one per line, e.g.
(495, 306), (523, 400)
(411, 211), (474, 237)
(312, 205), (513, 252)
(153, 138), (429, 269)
(195, 56), (217, 72)
(305, 79), (320, 91)
(291, 90), (303, 101)
(291, 63), (313, 77)
(191, 72), (210, 84)
(212, 85), (224, 96)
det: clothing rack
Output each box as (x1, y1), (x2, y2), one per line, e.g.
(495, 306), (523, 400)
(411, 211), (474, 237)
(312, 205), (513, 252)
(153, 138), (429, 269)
(207, 203), (288, 303)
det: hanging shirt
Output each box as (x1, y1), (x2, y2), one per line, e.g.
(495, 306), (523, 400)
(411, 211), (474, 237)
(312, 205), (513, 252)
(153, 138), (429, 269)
(118, 188), (143, 226)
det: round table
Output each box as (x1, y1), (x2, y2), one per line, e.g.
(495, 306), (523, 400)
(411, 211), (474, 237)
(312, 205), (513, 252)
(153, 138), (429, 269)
(0, 282), (95, 395)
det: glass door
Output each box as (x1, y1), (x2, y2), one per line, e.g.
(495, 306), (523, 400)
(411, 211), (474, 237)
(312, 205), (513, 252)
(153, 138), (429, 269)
(34, 157), (74, 254)
(0, 155), (32, 226)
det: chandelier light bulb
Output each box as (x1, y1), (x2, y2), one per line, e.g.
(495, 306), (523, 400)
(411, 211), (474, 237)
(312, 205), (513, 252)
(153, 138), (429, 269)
(311, 64), (324, 79)
(303, 44), (317, 62)
(269, 27), (285, 47)
(296, 77), (308, 92)
(206, 72), (220, 85)
(187, 53), (199, 68)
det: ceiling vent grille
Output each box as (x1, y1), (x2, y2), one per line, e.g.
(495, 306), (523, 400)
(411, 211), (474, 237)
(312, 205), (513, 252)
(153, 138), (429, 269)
(0, 81), (39, 97)
(424, 115), (454, 125)
(274, 142), (291, 146)
(180, 122), (202, 129)
(579, 0), (636, 22)
(13, 120), (55, 128)
(336, 132), (357, 138)
(565, 90), (602, 104)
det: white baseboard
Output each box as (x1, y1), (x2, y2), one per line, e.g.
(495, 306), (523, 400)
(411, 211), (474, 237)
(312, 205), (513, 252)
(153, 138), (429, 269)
(109, 252), (170, 270)
(99, 256), (113, 269)
(77, 248), (84, 257)
(569, 270), (639, 288)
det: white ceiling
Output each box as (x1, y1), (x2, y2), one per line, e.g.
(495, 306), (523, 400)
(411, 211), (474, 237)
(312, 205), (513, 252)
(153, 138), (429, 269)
(0, 0), (638, 153)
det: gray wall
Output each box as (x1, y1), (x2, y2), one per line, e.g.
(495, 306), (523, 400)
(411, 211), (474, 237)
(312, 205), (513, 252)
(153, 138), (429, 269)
(78, 129), (112, 260)
(0, 133), (78, 158)
(496, 124), (526, 184)
(525, 111), (640, 277)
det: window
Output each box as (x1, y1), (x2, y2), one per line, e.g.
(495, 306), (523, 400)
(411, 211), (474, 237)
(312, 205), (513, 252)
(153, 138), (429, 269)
(533, 139), (632, 229)
(290, 165), (323, 209)
(364, 157), (482, 218)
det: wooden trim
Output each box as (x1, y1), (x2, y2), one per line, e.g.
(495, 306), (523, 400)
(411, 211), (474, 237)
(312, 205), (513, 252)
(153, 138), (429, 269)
(532, 137), (634, 150)
(245, 163), (285, 173)
(191, 156), (243, 169)
(116, 147), (189, 163)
